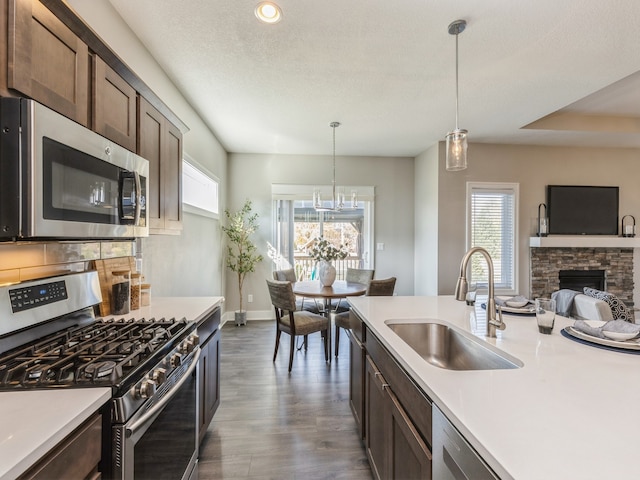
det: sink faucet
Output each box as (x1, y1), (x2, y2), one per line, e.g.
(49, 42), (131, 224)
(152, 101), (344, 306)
(454, 246), (505, 338)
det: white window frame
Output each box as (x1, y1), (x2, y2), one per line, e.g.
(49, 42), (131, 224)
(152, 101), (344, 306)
(271, 184), (375, 270)
(182, 153), (219, 219)
(466, 182), (519, 295)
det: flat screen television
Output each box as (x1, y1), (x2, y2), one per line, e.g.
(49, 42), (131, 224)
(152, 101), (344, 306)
(546, 185), (619, 235)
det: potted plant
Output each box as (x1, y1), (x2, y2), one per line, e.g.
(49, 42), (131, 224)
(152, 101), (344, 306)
(307, 236), (349, 286)
(222, 200), (263, 326)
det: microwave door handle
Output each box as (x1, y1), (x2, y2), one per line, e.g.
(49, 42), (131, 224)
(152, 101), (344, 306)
(134, 171), (142, 225)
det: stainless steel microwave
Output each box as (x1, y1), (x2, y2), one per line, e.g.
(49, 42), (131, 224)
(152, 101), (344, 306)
(0, 98), (148, 240)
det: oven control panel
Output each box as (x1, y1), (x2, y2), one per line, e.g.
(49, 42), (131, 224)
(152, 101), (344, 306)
(9, 280), (68, 313)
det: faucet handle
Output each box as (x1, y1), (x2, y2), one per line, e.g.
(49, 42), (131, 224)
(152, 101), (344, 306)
(490, 306), (506, 331)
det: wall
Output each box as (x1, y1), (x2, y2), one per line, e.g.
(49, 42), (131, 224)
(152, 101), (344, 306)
(67, 0), (227, 298)
(226, 153), (415, 319)
(414, 144), (440, 295)
(424, 142), (640, 299)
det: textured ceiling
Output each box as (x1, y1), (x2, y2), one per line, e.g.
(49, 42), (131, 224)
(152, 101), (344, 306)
(107, 0), (640, 157)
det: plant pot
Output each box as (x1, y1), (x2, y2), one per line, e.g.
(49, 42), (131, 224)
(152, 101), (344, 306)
(318, 260), (337, 287)
(235, 311), (247, 326)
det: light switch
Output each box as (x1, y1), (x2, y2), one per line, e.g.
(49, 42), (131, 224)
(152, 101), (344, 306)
(377, 243), (384, 251)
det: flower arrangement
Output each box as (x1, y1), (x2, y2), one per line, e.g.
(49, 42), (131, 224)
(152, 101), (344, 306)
(307, 236), (349, 263)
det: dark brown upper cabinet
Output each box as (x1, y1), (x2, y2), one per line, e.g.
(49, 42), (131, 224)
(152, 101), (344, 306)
(138, 97), (183, 234)
(92, 55), (137, 151)
(7, 0), (89, 126)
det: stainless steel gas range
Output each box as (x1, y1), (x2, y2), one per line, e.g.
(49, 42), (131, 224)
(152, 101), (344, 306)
(0, 271), (200, 480)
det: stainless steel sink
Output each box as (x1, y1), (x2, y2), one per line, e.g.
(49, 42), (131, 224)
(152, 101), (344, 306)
(386, 321), (523, 370)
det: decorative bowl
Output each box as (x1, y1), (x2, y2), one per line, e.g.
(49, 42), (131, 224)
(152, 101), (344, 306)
(506, 299), (529, 308)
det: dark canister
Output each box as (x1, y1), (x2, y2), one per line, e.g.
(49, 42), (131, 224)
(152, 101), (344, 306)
(111, 270), (131, 315)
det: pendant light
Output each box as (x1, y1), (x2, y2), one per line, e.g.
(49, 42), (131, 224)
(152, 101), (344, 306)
(445, 19), (468, 171)
(313, 122), (358, 212)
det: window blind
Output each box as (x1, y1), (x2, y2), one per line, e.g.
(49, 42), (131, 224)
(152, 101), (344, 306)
(468, 184), (518, 292)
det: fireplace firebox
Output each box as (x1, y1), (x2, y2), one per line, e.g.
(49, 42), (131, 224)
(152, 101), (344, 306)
(558, 270), (605, 292)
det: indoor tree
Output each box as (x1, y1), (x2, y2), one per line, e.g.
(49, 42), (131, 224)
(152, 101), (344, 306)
(222, 199), (263, 325)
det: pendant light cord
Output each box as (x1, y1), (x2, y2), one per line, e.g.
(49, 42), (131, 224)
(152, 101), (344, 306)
(455, 31), (460, 131)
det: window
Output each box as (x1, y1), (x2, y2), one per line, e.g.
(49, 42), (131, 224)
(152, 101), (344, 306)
(467, 182), (519, 294)
(182, 154), (219, 218)
(271, 185), (375, 280)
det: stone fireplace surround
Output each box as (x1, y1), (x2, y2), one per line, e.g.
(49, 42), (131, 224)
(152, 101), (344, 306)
(530, 247), (634, 307)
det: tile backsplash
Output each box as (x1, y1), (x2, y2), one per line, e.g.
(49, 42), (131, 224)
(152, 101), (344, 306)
(0, 241), (134, 285)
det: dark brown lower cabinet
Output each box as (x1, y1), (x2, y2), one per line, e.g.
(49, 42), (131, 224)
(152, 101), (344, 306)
(365, 355), (389, 479)
(354, 310), (432, 480)
(197, 307), (221, 444)
(19, 413), (102, 480)
(388, 387), (432, 479)
(348, 327), (365, 438)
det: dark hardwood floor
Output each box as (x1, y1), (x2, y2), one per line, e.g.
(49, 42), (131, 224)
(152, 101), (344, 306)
(198, 320), (373, 480)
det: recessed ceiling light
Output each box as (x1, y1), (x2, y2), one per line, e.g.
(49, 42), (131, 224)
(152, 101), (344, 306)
(255, 2), (282, 24)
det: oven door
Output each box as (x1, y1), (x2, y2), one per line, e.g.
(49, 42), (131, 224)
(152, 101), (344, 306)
(112, 349), (200, 480)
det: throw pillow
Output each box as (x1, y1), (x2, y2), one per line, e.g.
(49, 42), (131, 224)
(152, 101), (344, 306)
(583, 287), (633, 322)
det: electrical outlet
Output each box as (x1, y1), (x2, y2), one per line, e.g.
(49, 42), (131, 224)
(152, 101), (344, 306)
(377, 242), (384, 251)
(248, 294), (254, 303)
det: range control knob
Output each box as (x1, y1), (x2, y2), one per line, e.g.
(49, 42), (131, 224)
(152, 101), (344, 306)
(152, 367), (167, 386)
(190, 333), (200, 346)
(136, 379), (157, 399)
(180, 338), (197, 354)
(170, 353), (183, 368)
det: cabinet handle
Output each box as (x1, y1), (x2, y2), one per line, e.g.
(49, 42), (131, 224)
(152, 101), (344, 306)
(381, 383), (390, 390)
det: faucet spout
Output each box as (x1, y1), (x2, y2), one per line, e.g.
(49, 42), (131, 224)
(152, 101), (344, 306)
(454, 246), (505, 337)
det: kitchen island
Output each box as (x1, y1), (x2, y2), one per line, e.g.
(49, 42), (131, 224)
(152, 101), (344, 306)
(348, 295), (640, 480)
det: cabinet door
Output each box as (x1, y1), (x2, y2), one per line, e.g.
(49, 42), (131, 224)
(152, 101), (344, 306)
(348, 329), (365, 439)
(365, 355), (389, 480)
(8, 0), (89, 125)
(388, 389), (432, 479)
(138, 96), (183, 234)
(19, 413), (102, 480)
(198, 328), (220, 444)
(93, 55), (137, 151)
(162, 119), (183, 232)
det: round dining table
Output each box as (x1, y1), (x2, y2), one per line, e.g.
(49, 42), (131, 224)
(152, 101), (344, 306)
(292, 280), (367, 359)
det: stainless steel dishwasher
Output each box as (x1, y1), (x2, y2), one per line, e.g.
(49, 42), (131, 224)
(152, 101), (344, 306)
(432, 405), (499, 480)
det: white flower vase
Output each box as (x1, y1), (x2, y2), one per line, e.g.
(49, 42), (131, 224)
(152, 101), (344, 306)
(318, 260), (337, 287)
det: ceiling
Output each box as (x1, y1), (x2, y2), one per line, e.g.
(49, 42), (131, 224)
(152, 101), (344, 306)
(107, 0), (640, 157)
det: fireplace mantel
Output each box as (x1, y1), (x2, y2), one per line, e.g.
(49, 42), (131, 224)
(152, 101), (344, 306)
(529, 236), (640, 248)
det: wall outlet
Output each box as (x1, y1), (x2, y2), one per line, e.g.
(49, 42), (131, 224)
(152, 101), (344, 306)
(377, 242), (384, 251)
(248, 294), (254, 303)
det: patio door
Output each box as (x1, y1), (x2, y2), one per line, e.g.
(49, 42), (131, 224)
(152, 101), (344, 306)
(271, 186), (374, 281)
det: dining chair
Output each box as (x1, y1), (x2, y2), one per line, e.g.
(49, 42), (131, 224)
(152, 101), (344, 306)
(334, 277), (396, 356)
(266, 279), (329, 372)
(333, 267), (375, 313)
(272, 268), (319, 313)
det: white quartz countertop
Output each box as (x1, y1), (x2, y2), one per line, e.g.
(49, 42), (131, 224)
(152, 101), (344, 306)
(349, 295), (640, 480)
(101, 296), (224, 323)
(0, 388), (111, 480)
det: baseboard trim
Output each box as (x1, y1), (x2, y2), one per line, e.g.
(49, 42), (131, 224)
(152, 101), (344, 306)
(221, 309), (273, 327)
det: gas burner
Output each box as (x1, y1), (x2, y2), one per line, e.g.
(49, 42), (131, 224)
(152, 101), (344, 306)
(84, 360), (116, 379)
(118, 341), (140, 354)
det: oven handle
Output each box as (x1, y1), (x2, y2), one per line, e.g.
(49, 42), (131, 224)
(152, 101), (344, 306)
(126, 348), (200, 437)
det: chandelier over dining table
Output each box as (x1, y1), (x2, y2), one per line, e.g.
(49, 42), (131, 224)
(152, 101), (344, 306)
(313, 121), (358, 212)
